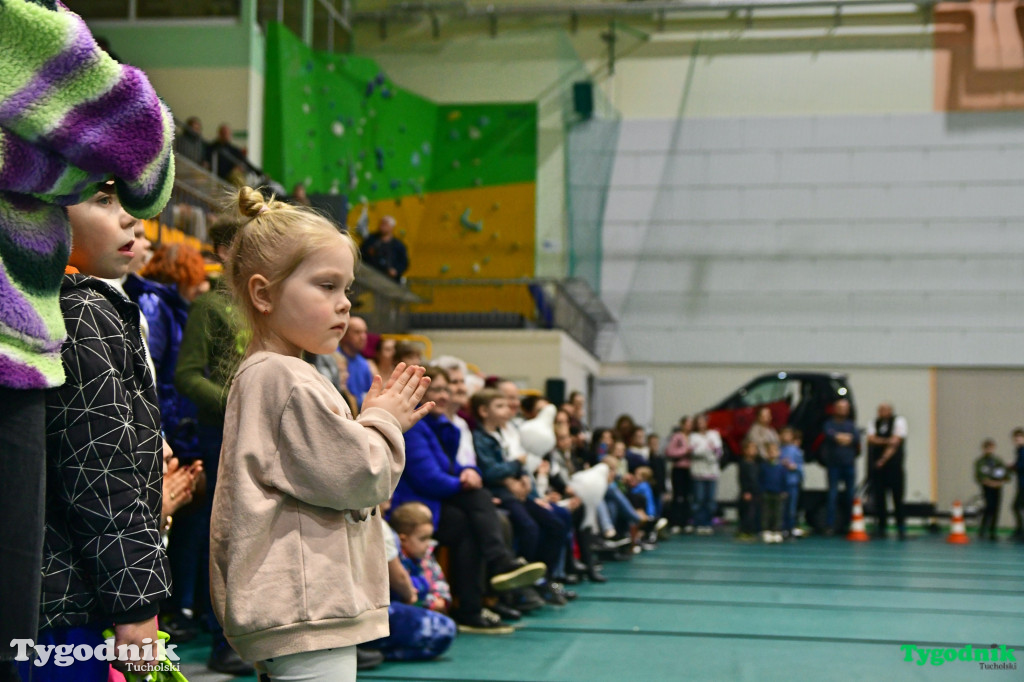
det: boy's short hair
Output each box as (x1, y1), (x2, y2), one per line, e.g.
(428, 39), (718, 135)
(390, 502), (433, 535)
(394, 340), (422, 363)
(1013, 428), (1024, 437)
(470, 388), (503, 420)
(635, 466), (653, 483)
(741, 439), (757, 451)
(983, 438), (997, 448)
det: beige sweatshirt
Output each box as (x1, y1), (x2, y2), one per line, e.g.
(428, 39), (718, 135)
(210, 351), (405, 663)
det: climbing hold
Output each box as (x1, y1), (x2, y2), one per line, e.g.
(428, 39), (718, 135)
(460, 208), (483, 233)
(332, 121), (345, 136)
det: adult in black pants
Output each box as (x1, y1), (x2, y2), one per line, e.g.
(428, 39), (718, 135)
(394, 368), (546, 632)
(665, 416), (695, 531)
(0, 389), (45, 682)
(975, 439), (1008, 541)
(867, 403), (908, 540)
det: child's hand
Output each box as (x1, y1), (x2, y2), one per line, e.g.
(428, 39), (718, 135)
(362, 362), (433, 432)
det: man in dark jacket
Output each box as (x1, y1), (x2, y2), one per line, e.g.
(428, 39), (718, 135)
(823, 399), (860, 535)
(360, 216), (409, 281)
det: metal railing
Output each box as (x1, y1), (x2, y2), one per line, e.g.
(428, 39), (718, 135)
(405, 277), (614, 356)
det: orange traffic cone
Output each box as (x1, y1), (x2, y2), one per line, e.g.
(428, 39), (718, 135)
(847, 498), (870, 542)
(947, 500), (970, 544)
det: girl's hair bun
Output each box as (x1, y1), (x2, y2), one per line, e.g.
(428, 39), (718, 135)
(237, 186), (267, 219)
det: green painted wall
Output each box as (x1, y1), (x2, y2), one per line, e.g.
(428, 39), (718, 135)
(263, 23), (536, 200)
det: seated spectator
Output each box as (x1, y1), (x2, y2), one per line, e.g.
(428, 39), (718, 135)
(367, 503), (456, 661)
(392, 368), (545, 633)
(472, 389), (573, 604)
(332, 351), (360, 416)
(394, 340), (423, 368)
(360, 215), (409, 281)
(341, 315), (373, 405)
(369, 336), (397, 384)
(431, 355), (476, 467)
(391, 502), (451, 613)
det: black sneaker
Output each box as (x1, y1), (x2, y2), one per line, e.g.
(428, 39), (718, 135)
(512, 586), (546, 613)
(489, 558), (547, 592)
(456, 612), (515, 634)
(207, 646), (255, 676)
(489, 602), (522, 621)
(538, 583), (568, 606)
(356, 647), (384, 670)
(548, 582), (577, 601)
(159, 611), (199, 643)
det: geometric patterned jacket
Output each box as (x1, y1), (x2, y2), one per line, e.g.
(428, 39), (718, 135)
(41, 274), (171, 630)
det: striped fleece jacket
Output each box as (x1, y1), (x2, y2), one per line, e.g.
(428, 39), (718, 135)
(0, 0), (175, 389)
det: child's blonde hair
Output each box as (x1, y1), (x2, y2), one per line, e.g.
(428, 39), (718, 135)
(635, 466), (654, 483)
(225, 186), (358, 336)
(390, 502), (433, 535)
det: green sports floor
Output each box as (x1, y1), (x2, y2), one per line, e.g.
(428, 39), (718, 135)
(177, 533), (1024, 682)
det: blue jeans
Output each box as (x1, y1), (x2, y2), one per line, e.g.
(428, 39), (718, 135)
(692, 479), (717, 527)
(784, 482), (801, 531)
(368, 601), (456, 661)
(604, 486), (641, 534)
(826, 464), (856, 529)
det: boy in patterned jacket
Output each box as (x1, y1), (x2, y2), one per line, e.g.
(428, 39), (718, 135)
(0, 1), (175, 672)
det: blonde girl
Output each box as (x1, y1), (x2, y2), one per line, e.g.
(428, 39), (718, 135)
(209, 188), (432, 681)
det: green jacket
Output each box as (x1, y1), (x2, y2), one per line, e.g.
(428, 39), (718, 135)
(975, 454), (1009, 487)
(174, 283), (246, 427)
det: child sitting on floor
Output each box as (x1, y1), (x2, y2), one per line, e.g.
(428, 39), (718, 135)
(390, 502), (452, 613)
(368, 502), (457, 662)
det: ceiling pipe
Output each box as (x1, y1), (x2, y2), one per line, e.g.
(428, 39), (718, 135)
(353, 0), (964, 23)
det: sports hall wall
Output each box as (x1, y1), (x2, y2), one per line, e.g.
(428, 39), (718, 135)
(354, 2), (1024, 521)
(88, 1), (266, 163)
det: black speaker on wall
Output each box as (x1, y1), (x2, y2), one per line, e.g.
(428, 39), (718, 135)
(573, 81), (594, 120)
(545, 378), (567, 407)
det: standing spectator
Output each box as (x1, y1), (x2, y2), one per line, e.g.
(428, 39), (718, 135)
(823, 399), (860, 536)
(736, 440), (761, 541)
(0, 1), (175, 672)
(779, 427), (805, 537)
(361, 215), (409, 281)
(665, 416), (695, 533)
(29, 185), (171, 680)
(176, 116), (207, 166)
(206, 123), (260, 185)
(341, 315), (373, 405)
(173, 217), (253, 676)
(746, 407), (780, 458)
(690, 414), (723, 535)
(1011, 428), (1024, 540)
(760, 442), (788, 543)
(866, 402), (908, 540)
(128, 243), (209, 460)
(975, 438), (1009, 541)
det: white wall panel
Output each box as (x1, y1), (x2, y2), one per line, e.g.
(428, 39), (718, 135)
(600, 112), (1024, 365)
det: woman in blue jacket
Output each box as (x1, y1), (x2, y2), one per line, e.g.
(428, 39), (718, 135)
(393, 367), (545, 632)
